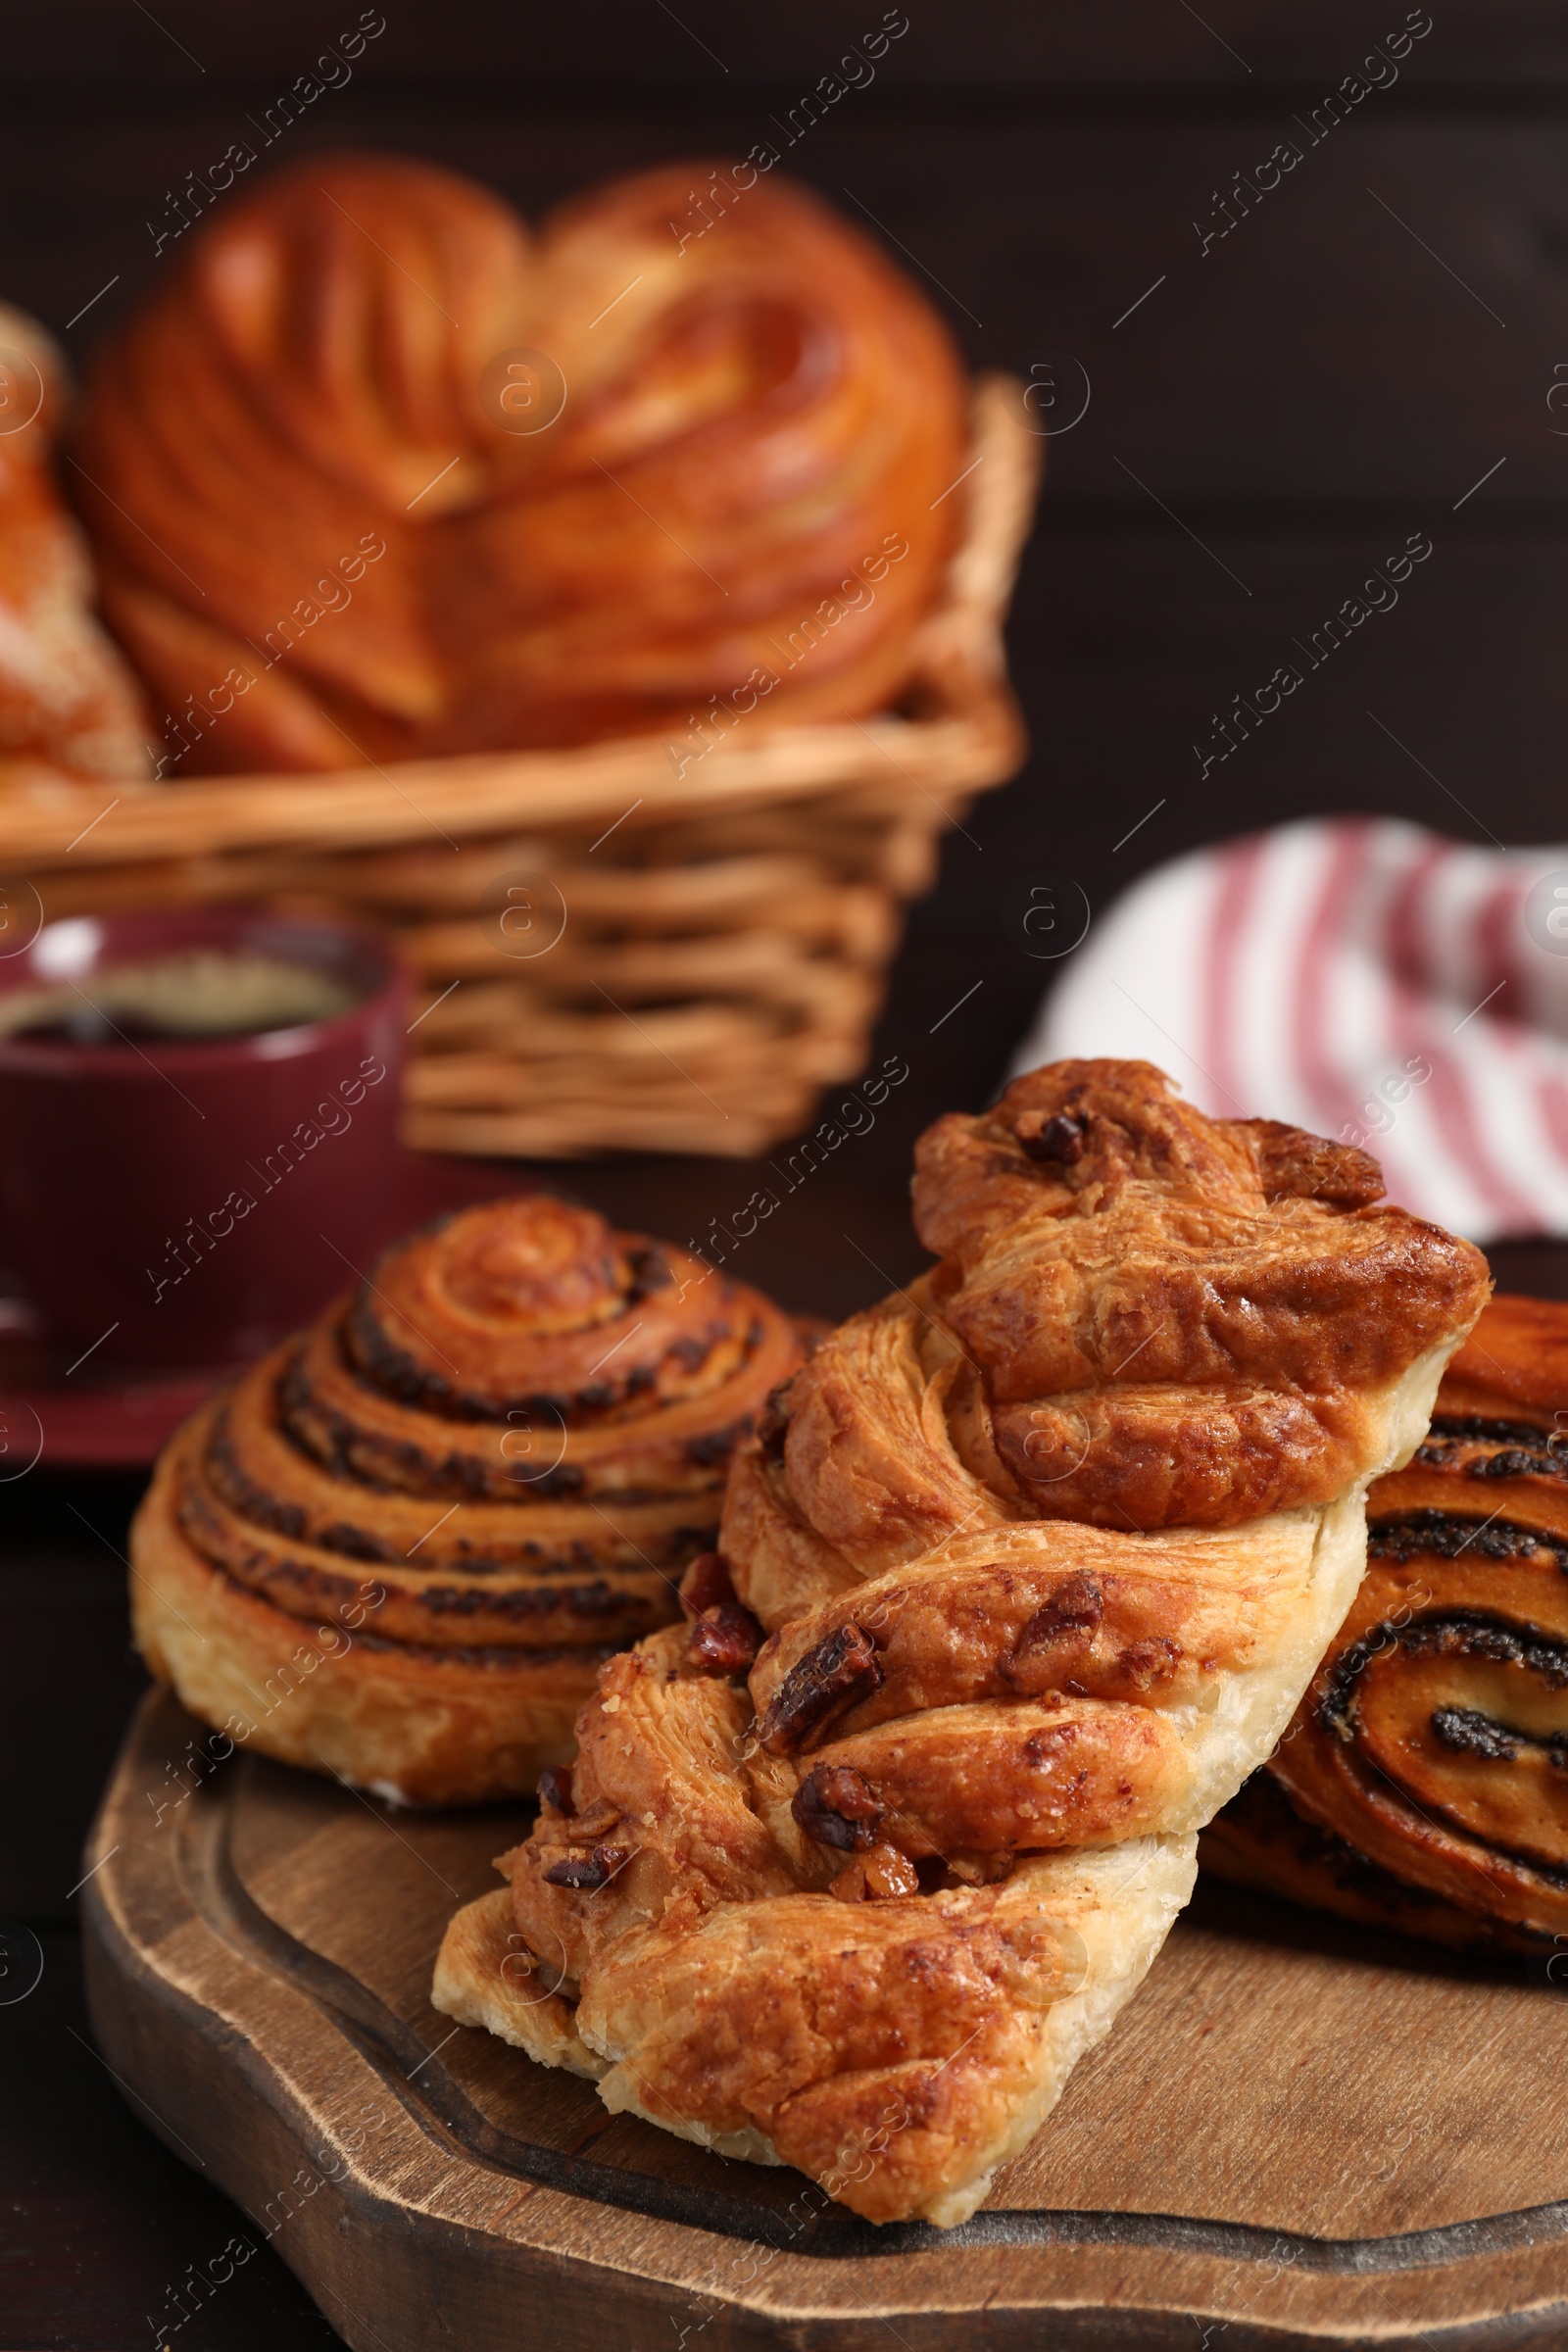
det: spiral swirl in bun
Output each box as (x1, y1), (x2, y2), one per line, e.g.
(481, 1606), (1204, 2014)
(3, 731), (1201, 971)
(76, 154), (968, 770)
(131, 1196), (803, 1802)
(1205, 1294), (1568, 1952)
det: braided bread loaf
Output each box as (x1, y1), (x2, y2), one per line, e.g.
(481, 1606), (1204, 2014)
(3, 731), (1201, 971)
(74, 154), (967, 771)
(1204, 1294), (1568, 1953)
(432, 1061), (1488, 2225)
(131, 1195), (802, 1803)
(0, 304), (150, 789)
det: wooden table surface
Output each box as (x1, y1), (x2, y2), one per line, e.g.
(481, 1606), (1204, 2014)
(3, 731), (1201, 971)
(6, 4), (1568, 2344)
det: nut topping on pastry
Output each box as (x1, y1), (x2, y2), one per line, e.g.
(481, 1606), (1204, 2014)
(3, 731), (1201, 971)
(828, 1842), (920, 1902)
(433, 1059), (1488, 2225)
(793, 1762), (885, 1850)
(758, 1620), (884, 1753)
(909, 1058), (1487, 1527)
(687, 1600), (764, 1678)
(1016, 1109), (1086, 1164)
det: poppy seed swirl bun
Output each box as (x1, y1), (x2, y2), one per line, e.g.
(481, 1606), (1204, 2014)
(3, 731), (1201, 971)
(1203, 1295), (1568, 1952)
(433, 1060), (1488, 2226)
(130, 1196), (803, 1803)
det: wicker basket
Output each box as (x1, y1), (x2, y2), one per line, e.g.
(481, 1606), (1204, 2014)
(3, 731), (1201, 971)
(4, 378), (1037, 1157)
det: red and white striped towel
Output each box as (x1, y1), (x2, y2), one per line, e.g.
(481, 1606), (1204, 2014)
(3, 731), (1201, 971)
(1014, 818), (1568, 1240)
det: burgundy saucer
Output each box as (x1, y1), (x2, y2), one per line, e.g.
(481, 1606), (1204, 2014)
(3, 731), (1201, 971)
(0, 1150), (537, 1470)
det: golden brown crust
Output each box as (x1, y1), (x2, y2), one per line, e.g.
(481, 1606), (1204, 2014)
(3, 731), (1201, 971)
(430, 1888), (608, 2078)
(1212, 1294), (1568, 1947)
(579, 1866), (1085, 2223)
(909, 1058), (1489, 1526)
(75, 155), (967, 770)
(1436, 1290), (1568, 1429)
(769, 1291), (1008, 1567)
(132, 1444), (602, 1806)
(0, 304), (151, 789)
(452, 1060), (1484, 2225)
(796, 1695), (1188, 1858)
(988, 1381), (1378, 1531)
(750, 1544), (1269, 1740)
(130, 1194), (800, 1802)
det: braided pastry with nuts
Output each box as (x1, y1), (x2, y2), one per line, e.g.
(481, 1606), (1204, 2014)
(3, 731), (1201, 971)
(433, 1061), (1487, 2222)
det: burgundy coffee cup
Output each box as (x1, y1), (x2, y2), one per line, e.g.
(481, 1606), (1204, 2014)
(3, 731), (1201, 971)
(0, 906), (407, 1369)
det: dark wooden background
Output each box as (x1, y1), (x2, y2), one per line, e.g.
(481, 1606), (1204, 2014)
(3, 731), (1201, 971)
(5, 5), (1567, 2342)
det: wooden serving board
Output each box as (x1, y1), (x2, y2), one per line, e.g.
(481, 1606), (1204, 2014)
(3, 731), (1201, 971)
(83, 1690), (1568, 2350)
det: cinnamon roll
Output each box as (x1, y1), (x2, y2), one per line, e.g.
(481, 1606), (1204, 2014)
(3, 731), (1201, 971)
(1203, 1294), (1568, 1953)
(130, 1195), (802, 1803)
(433, 1060), (1487, 2224)
(75, 154), (967, 770)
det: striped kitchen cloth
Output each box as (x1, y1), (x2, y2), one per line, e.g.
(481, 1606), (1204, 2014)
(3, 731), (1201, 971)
(1012, 817), (1568, 1240)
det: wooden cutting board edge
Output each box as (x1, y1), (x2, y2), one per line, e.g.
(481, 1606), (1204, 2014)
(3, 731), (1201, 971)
(77, 1690), (1568, 2352)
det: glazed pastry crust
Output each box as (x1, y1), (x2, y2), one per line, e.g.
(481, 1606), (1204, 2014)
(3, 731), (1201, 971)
(75, 155), (967, 769)
(437, 1836), (1199, 2220)
(0, 303), (151, 789)
(1432, 1290), (1568, 1429)
(910, 1062), (1486, 1525)
(129, 1195), (801, 1804)
(436, 1061), (1487, 2222)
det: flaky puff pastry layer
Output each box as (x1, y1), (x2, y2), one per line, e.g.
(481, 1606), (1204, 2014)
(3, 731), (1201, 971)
(437, 1060), (1488, 2222)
